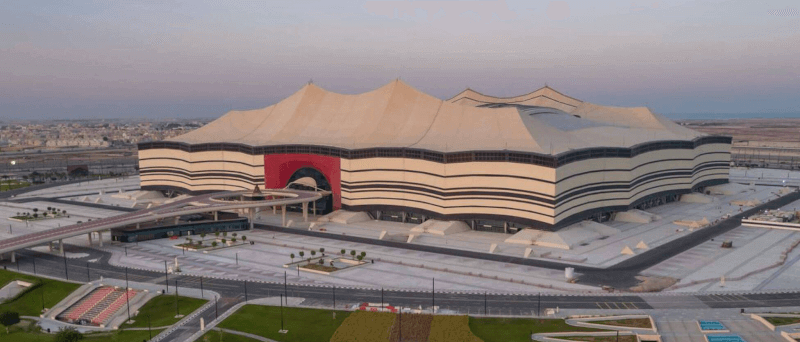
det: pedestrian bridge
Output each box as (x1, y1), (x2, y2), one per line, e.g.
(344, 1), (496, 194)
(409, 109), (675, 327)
(0, 189), (324, 257)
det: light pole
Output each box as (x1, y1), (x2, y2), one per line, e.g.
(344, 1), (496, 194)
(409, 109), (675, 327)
(125, 267), (131, 321)
(280, 294), (285, 332)
(175, 280), (179, 317)
(431, 278), (435, 310)
(164, 260), (168, 293)
(63, 255), (69, 280)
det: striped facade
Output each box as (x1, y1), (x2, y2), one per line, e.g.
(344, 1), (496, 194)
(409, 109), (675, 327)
(138, 80), (731, 231)
(139, 136), (730, 230)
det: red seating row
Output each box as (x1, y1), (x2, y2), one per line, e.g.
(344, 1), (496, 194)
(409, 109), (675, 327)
(62, 287), (115, 321)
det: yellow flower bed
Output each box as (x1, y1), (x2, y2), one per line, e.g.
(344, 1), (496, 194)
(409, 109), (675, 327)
(429, 315), (483, 342)
(330, 311), (396, 342)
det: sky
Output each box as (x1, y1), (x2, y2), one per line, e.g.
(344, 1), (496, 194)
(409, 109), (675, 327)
(1, 0), (799, 120)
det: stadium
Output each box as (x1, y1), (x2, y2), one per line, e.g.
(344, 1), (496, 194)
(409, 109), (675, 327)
(138, 80), (731, 231)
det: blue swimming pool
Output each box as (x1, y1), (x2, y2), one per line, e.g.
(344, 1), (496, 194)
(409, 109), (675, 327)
(699, 320), (726, 331)
(705, 334), (745, 342)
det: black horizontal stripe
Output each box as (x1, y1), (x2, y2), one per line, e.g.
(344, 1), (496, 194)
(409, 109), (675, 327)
(141, 171), (261, 185)
(342, 188), (555, 212)
(557, 151), (729, 184)
(140, 167), (263, 183)
(141, 178), (251, 190)
(341, 195), (555, 218)
(138, 136), (731, 167)
(139, 157), (263, 168)
(556, 171), (729, 217)
(556, 162), (729, 203)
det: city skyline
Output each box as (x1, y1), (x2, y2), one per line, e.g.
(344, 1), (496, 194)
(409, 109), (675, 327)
(2, 0), (799, 120)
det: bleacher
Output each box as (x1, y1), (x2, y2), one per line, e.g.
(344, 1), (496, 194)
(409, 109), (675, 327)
(57, 286), (139, 326)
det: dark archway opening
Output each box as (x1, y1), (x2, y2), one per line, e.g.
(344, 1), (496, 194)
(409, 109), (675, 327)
(285, 167), (333, 215)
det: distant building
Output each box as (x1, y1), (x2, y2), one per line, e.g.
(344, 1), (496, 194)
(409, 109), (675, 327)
(139, 81), (731, 231)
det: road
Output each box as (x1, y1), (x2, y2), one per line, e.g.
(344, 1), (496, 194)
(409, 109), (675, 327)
(0, 189), (322, 254)
(6, 244), (800, 342)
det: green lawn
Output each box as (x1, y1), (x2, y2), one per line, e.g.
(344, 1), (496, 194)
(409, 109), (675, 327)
(0, 269), (81, 316)
(0, 181), (31, 191)
(765, 316), (800, 326)
(124, 294), (208, 328)
(469, 317), (601, 342)
(217, 305), (350, 342)
(200, 330), (263, 342)
(3, 320), (164, 342)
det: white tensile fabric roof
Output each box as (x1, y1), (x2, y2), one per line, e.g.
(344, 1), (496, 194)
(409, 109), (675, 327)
(170, 80), (703, 155)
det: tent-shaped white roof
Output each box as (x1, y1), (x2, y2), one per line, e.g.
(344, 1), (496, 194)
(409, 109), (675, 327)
(170, 80), (705, 155)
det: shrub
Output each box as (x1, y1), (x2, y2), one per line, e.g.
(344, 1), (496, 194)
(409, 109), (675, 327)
(53, 326), (84, 342)
(0, 310), (20, 334)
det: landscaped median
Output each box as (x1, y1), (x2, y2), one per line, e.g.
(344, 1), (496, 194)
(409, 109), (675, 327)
(197, 303), (660, 342)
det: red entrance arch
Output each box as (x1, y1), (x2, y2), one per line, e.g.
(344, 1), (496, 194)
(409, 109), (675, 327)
(263, 154), (341, 209)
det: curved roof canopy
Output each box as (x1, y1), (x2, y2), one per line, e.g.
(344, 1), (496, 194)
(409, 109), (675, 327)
(170, 80), (704, 155)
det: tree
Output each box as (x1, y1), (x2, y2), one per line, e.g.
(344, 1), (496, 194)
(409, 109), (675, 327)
(290, 253), (295, 263)
(32, 208), (38, 213)
(319, 259), (324, 265)
(53, 326), (84, 342)
(200, 233), (207, 239)
(232, 232), (238, 238)
(0, 310), (20, 334)
(33, 213), (38, 219)
(215, 232), (220, 237)
(319, 248), (325, 255)
(62, 210), (66, 215)
(241, 236), (247, 242)
(43, 212), (48, 218)
(310, 250), (316, 264)
(299, 251), (305, 260)
(231, 238), (237, 243)
(350, 250), (356, 260)
(361, 251), (366, 258)
(212, 241), (218, 248)
(340, 249), (346, 257)
(196, 241), (203, 246)
(221, 239), (226, 244)
(47, 206), (52, 211)
(223, 232), (228, 237)
(357, 255), (364, 262)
